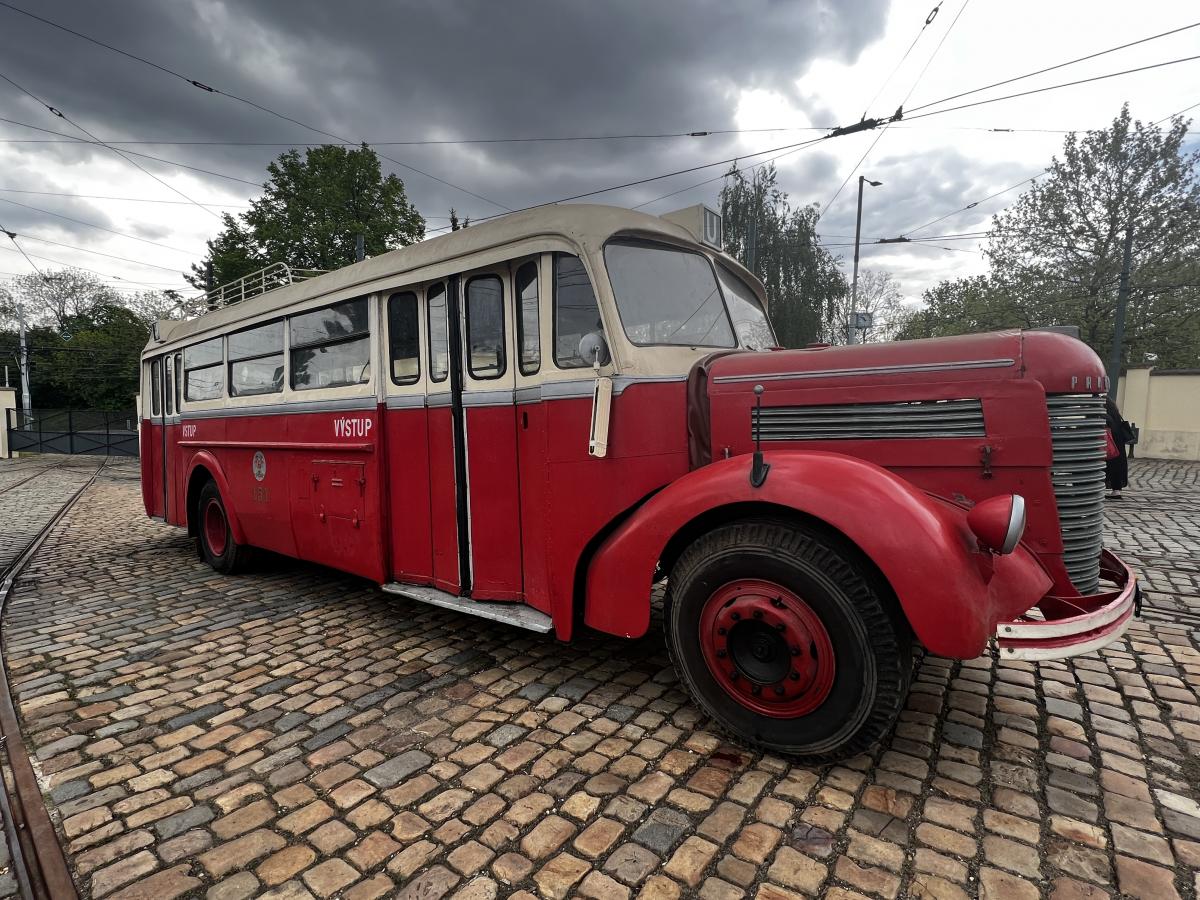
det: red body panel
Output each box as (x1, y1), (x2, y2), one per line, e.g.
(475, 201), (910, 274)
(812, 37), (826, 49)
(384, 407), (434, 585)
(465, 405), (523, 600)
(585, 451), (1054, 658)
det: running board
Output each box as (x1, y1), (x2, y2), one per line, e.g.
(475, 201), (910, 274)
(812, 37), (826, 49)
(381, 583), (554, 633)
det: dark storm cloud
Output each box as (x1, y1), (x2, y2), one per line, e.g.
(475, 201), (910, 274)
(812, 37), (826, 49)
(0, 0), (890, 221)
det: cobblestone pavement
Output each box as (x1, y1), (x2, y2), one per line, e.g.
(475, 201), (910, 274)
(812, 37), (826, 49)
(0, 456), (113, 900)
(2, 458), (1199, 900)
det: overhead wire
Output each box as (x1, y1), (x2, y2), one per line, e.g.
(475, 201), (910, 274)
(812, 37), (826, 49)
(0, 116), (264, 187)
(0, 186), (248, 207)
(4, 232), (186, 273)
(859, 1), (943, 120)
(0, 1), (511, 212)
(822, 0), (972, 217)
(0, 197), (195, 255)
(904, 55), (1200, 122)
(905, 20), (1200, 115)
(0, 71), (223, 218)
(0, 219), (46, 279)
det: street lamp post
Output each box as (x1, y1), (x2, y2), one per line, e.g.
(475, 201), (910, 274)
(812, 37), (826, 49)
(849, 175), (882, 344)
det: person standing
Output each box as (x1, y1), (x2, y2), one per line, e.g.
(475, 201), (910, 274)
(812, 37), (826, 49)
(1105, 397), (1134, 500)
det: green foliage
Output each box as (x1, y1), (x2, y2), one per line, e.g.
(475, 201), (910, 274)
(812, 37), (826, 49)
(0, 269), (171, 410)
(189, 144), (425, 291)
(720, 163), (847, 347)
(907, 106), (1200, 367)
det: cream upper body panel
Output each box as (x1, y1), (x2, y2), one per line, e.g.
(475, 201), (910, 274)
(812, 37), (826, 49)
(143, 204), (768, 381)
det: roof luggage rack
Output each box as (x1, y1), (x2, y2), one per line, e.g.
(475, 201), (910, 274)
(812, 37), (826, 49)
(188, 262), (326, 316)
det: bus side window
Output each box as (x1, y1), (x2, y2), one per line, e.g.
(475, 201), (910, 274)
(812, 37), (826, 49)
(229, 320), (285, 396)
(427, 283), (448, 382)
(289, 297), (371, 391)
(164, 356), (174, 416)
(387, 292), (420, 385)
(465, 275), (505, 379)
(183, 337), (224, 401)
(515, 261), (539, 375)
(553, 253), (602, 369)
(150, 359), (162, 417)
(174, 352), (182, 410)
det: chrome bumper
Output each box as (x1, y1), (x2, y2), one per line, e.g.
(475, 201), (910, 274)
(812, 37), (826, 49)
(995, 549), (1137, 661)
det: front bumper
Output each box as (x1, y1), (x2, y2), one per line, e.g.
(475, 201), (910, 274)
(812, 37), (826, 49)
(995, 549), (1138, 661)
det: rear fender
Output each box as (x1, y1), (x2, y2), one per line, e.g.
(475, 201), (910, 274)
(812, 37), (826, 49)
(583, 450), (1053, 658)
(185, 451), (248, 545)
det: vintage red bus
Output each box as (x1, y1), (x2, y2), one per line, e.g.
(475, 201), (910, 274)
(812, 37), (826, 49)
(141, 203), (1137, 761)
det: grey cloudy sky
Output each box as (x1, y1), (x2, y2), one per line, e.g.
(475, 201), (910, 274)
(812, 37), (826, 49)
(0, 0), (1197, 305)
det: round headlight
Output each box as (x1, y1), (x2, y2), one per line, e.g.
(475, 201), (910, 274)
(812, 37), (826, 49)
(967, 494), (1026, 555)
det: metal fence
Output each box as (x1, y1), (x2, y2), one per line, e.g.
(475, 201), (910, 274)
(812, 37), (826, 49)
(5, 408), (139, 457)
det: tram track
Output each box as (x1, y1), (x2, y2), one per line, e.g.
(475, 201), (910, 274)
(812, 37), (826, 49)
(0, 460), (106, 900)
(0, 463), (63, 499)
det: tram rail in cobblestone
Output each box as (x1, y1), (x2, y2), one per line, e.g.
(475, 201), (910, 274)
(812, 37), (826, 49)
(0, 462), (105, 900)
(0, 464), (62, 499)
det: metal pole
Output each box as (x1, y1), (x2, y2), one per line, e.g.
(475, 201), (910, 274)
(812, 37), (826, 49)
(849, 175), (865, 345)
(17, 300), (31, 421)
(1107, 220), (1134, 399)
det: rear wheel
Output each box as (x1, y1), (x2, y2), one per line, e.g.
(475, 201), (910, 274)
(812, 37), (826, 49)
(665, 518), (910, 762)
(197, 480), (251, 574)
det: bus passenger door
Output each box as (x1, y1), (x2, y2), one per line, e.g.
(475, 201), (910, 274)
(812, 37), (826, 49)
(160, 354), (180, 522)
(459, 270), (523, 600)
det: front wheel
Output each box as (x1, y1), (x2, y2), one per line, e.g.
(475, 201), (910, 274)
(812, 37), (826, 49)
(197, 480), (251, 574)
(665, 519), (911, 762)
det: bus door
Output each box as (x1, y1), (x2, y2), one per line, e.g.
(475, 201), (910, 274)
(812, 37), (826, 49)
(162, 351), (182, 523)
(143, 356), (165, 518)
(459, 270), (523, 600)
(426, 270), (525, 599)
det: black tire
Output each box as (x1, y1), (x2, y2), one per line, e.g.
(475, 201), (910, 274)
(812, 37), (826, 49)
(665, 518), (911, 762)
(197, 480), (251, 575)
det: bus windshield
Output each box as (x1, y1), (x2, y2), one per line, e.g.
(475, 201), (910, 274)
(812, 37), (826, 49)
(605, 241), (736, 348)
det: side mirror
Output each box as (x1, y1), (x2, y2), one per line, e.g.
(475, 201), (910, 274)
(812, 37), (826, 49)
(578, 332), (610, 368)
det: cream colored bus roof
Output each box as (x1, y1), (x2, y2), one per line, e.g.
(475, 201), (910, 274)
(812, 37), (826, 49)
(147, 203), (760, 353)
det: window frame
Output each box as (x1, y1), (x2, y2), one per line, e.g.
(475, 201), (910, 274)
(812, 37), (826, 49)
(426, 281), (449, 384)
(464, 273), (507, 381)
(514, 259), (540, 376)
(602, 238), (737, 350)
(552, 252), (604, 370)
(227, 318), (286, 398)
(387, 291), (422, 387)
(149, 358), (162, 417)
(183, 336), (225, 402)
(287, 296), (372, 392)
(164, 355), (174, 416)
(173, 352), (182, 411)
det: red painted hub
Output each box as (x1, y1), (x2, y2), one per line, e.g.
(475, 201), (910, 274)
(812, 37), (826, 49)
(699, 579), (836, 718)
(204, 498), (228, 557)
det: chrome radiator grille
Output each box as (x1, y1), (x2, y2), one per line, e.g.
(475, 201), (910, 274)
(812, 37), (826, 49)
(1046, 394), (1107, 594)
(753, 398), (985, 442)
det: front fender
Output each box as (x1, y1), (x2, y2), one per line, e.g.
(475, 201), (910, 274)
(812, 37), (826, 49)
(186, 451), (248, 545)
(583, 450), (1053, 657)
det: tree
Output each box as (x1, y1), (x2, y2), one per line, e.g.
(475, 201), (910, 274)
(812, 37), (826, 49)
(909, 106), (1200, 367)
(449, 208), (470, 231)
(831, 269), (913, 342)
(8, 268), (121, 329)
(189, 144), (426, 292)
(898, 275), (1027, 340)
(0, 269), (175, 410)
(720, 163), (847, 347)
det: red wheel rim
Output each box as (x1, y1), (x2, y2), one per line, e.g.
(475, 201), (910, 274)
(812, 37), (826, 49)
(204, 498), (228, 557)
(699, 579), (836, 718)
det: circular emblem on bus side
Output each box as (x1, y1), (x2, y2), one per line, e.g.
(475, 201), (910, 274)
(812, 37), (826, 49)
(252, 451), (267, 482)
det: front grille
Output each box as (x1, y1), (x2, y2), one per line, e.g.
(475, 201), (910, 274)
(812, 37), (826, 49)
(753, 399), (985, 442)
(1046, 394), (1106, 594)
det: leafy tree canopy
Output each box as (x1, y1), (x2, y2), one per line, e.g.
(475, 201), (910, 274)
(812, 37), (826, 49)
(1, 269), (176, 410)
(188, 144), (425, 291)
(720, 163), (847, 347)
(902, 106), (1200, 368)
